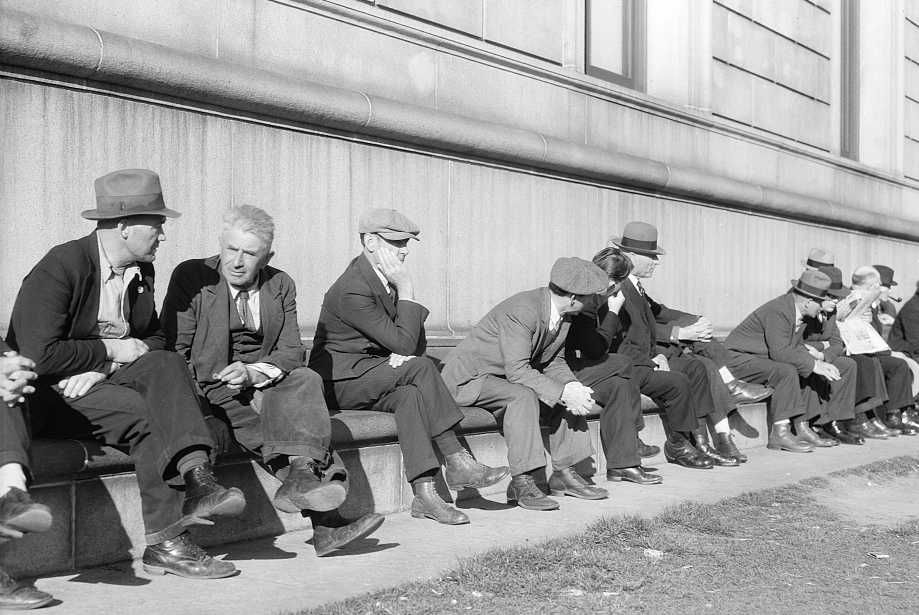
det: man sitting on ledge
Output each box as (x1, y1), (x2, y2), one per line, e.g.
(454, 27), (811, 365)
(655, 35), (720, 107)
(7, 169), (244, 579)
(442, 257), (616, 510)
(0, 346), (53, 610)
(164, 205), (383, 557)
(310, 208), (508, 526)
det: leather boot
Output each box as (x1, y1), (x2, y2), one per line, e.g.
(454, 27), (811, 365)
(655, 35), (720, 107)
(274, 458), (347, 513)
(664, 434), (714, 469)
(443, 450), (510, 490)
(794, 420), (838, 447)
(0, 567), (53, 610)
(885, 411), (917, 435)
(636, 436), (661, 458)
(182, 463), (246, 521)
(713, 432), (747, 463)
(142, 532), (237, 579)
(824, 420), (864, 445)
(848, 419), (887, 440)
(548, 467), (608, 499)
(310, 510), (385, 557)
(507, 474), (559, 511)
(869, 416), (899, 437)
(767, 422), (813, 453)
(692, 424), (740, 466)
(410, 481), (469, 525)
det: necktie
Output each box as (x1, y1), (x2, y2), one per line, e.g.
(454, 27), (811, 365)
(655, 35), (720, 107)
(636, 280), (646, 297)
(237, 290), (254, 331)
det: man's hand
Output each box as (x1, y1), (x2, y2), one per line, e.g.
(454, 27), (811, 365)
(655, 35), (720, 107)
(678, 317), (714, 342)
(878, 313), (895, 326)
(101, 338), (149, 364)
(214, 361), (268, 390)
(651, 354), (670, 371)
(388, 353), (415, 368)
(0, 352), (37, 406)
(561, 381), (595, 415)
(377, 248), (414, 298)
(803, 344), (825, 361)
(57, 371), (107, 398)
(813, 360), (841, 382)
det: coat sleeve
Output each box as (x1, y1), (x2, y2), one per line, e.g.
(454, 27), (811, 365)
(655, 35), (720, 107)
(567, 302), (621, 360)
(261, 276), (306, 372)
(762, 309), (815, 376)
(162, 262), (199, 361)
(11, 253), (107, 377)
(890, 300), (919, 354)
(338, 285), (429, 356)
(497, 308), (566, 405)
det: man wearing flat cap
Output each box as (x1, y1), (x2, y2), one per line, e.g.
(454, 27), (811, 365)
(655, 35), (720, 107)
(163, 205), (383, 556)
(725, 270), (856, 453)
(441, 257), (619, 511)
(7, 169), (245, 579)
(607, 222), (771, 466)
(311, 208), (508, 526)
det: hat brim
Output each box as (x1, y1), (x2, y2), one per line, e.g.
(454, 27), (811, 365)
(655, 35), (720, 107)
(81, 207), (181, 220)
(609, 237), (665, 256)
(376, 231), (420, 241)
(827, 286), (850, 299)
(790, 282), (826, 301)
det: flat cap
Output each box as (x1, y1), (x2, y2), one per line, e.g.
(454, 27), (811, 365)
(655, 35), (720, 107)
(550, 257), (609, 295)
(358, 208), (420, 241)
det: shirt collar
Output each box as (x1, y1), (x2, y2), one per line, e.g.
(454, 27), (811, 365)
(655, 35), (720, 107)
(548, 292), (562, 331)
(364, 253), (391, 292)
(794, 301), (803, 326)
(628, 274), (640, 287)
(226, 278), (260, 300)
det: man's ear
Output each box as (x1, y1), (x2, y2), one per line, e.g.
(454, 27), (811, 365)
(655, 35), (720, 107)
(265, 251), (275, 266)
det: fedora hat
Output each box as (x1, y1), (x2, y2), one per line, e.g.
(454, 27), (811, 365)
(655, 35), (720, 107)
(873, 264), (898, 287)
(790, 270), (832, 301)
(816, 266), (850, 299)
(804, 248), (835, 269)
(608, 221), (665, 256)
(82, 169), (180, 220)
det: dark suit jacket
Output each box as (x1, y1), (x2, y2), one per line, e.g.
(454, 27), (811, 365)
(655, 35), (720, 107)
(724, 293), (815, 376)
(7, 232), (164, 383)
(799, 313), (845, 362)
(162, 256), (305, 393)
(602, 279), (667, 369)
(440, 288), (576, 406)
(309, 253), (429, 381)
(889, 293), (919, 355)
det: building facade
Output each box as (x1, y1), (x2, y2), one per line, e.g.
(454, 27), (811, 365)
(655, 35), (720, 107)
(1, 0), (918, 336)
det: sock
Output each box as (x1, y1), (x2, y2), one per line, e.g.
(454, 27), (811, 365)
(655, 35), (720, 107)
(410, 470), (437, 493)
(176, 449), (209, 477)
(0, 463), (27, 497)
(712, 417), (730, 434)
(433, 429), (463, 456)
(718, 366), (734, 384)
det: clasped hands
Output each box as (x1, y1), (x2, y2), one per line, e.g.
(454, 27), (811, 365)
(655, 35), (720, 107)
(561, 381), (596, 416)
(58, 337), (152, 399)
(1, 352), (37, 407)
(213, 361), (271, 390)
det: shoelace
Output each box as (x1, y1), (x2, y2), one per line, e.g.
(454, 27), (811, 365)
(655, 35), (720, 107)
(170, 534), (208, 561)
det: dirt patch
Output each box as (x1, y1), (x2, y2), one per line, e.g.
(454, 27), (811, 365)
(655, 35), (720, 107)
(811, 472), (919, 527)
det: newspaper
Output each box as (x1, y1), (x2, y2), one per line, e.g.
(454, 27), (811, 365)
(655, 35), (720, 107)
(837, 318), (890, 355)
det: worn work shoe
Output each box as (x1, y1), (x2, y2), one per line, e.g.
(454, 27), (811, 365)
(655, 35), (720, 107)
(713, 432), (747, 463)
(636, 436), (661, 458)
(692, 425), (740, 466)
(142, 532), (237, 579)
(182, 463), (246, 523)
(410, 481), (469, 525)
(848, 420), (888, 440)
(507, 474), (560, 511)
(443, 450), (510, 490)
(548, 467), (608, 499)
(664, 435), (714, 469)
(767, 422), (813, 453)
(727, 379), (773, 404)
(0, 488), (52, 539)
(824, 420), (864, 445)
(274, 458), (347, 513)
(794, 421), (838, 448)
(605, 466), (663, 485)
(0, 567), (53, 610)
(312, 511), (385, 557)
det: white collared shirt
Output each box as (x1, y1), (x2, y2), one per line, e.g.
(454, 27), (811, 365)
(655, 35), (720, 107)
(95, 234), (140, 340)
(548, 293), (562, 333)
(226, 280), (282, 386)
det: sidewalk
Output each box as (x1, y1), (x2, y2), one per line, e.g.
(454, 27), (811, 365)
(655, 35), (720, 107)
(27, 437), (919, 615)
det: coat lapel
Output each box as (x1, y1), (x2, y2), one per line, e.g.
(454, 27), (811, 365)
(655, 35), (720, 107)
(259, 273), (283, 355)
(357, 254), (397, 318)
(202, 257), (232, 364)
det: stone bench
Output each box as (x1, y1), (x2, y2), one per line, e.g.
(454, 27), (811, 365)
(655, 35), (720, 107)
(3, 337), (768, 578)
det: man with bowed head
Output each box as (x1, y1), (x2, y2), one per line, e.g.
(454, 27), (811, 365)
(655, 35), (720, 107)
(164, 205), (383, 557)
(311, 209), (508, 525)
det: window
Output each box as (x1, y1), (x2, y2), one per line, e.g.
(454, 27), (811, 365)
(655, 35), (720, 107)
(585, 0), (646, 90)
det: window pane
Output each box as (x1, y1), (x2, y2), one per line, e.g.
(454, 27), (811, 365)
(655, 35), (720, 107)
(589, 0), (627, 76)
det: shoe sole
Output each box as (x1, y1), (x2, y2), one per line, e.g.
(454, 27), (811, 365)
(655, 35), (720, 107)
(2, 507), (53, 534)
(446, 467), (511, 491)
(142, 562), (238, 580)
(0, 596), (55, 610)
(507, 498), (560, 511)
(314, 516), (386, 557)
(548, 489), (608, 500)
(606, 475), (663, 485)
(185, 488), (247, 519)
(409, 510), (470, 525)
(274, 482), (347, 514)
(766, 443), (813, 453)
(664, 457), (714, 469)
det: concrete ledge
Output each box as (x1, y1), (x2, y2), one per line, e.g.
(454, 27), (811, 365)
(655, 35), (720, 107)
(1, 8), (917, 240)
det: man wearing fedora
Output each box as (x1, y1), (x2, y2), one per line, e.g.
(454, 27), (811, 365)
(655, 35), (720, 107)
(6, 169), (245, 579)
(442, 257), (618, 511)
(608, 221), (771, 465)
(163, 204), (384, 556)
(0, 346), (55, 609)
(803, 248), (835, 271)
(310, 209), (508, 526)
(724, 270), (856, 452)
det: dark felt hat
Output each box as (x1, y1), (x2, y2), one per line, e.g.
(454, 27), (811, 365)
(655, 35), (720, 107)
(83, 169), (180, 220)
(358, 208), (421, 241)
(790, 269), (832, 301)
(873, 264), (898, 287)
(608, 221), (666, 256)
(550, 257), (609, 295)
(816, 265), (850, 298)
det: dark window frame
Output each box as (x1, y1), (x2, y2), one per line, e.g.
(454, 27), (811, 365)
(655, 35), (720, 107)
(585, 0), (646, 91)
